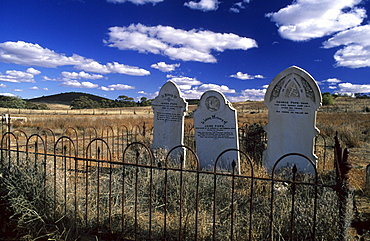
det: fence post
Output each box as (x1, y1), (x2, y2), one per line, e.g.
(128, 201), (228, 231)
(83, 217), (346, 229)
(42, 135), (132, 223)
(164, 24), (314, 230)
(335, 134), (352, 241)
(366, 164), (370, 195)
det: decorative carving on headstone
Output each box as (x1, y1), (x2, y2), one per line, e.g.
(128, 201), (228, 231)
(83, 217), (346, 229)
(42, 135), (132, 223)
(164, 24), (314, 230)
(263, 66), (322, 172)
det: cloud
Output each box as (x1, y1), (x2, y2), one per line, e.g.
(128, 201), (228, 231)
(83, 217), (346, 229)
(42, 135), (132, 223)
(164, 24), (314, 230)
(267, 0), (366, 41)
(105, 24), (257, 63)
(166, 75), (202, 90)
(100, 84), (135, 91)
(229, 0), (250, 13)
(107, 0), (163, 5)
(29, 86), (39, 90)
(78, 61), (150, 75)
(323, 24), (370, 68)
(26, 68), (41, 75)
(230, 71), (265, 80)
(0, 84), (6, 88)
(0, 69), (37, 83)
(338, 82), (370, 93)
(228, 88), (267, 102)
(61, 71), (104, 80)
(60, 80), (99, 88)
(0, 41), (83, 67)
(180, 83), (236, 99)
(184, 0), (219, 11)
(151, 62), (180, 72)
(0, 41), (150, 76)
(323, 78), (342, 84)
(0, 93), (16, 97)
(195, 83), (236, 93)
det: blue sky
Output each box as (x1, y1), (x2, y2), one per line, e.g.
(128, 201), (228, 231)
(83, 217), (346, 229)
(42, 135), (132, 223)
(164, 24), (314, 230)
(1, 0), (370, 102)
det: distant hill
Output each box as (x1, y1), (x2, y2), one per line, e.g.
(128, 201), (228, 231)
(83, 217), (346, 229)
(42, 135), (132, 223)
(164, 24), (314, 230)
(28, 92), (112, 105)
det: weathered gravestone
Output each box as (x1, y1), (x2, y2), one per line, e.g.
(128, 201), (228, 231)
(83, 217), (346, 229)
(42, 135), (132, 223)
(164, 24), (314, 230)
(263, 66), (322, 172)
(194, 90), (240, 173)
(152, 81), (188, 162)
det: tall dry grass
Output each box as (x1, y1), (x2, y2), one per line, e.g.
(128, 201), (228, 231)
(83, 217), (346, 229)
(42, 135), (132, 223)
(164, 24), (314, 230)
(0, 145), (351, 240)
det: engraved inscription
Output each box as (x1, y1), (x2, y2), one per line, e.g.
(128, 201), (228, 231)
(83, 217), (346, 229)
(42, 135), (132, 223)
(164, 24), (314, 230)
(156, 112), (181, 122)
(274, 100), (311, 115)
(196, 115), (235, 139)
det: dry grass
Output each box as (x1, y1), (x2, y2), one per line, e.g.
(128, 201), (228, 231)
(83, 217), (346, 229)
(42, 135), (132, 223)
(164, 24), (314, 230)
(1, 96), (369, 239)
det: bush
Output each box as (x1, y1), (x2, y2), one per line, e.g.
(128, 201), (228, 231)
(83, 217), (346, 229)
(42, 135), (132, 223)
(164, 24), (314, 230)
(322, 92), (335, 105)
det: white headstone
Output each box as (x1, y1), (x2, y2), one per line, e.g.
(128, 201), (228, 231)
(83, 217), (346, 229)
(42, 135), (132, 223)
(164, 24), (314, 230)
(152, 81), (188, 161)
(263, 66), (322, 172)
(194, 90), (240, 173)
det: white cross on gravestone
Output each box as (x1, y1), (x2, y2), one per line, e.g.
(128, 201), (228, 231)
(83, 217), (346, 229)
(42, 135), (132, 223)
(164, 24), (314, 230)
(194, 90), (240, 173)
(151, 81), (188, 162)
(263, 66), (322, 172)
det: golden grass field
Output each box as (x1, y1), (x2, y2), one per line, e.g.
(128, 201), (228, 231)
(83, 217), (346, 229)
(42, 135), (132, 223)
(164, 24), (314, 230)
(1, 96), (370, 239)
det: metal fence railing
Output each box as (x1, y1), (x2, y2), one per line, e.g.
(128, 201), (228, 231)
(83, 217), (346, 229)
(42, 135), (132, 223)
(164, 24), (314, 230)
(0, 128), (352, 240)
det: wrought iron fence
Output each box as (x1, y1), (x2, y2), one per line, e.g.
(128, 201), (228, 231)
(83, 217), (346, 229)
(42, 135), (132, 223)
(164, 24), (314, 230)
(0, 127), (351, 240)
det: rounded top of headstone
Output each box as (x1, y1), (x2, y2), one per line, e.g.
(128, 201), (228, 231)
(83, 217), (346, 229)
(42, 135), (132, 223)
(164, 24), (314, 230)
(159, 80), (181, 95)
(264, 66), (322, 109)
(152, 80), (188, 111)
(197, 90), (234, 113)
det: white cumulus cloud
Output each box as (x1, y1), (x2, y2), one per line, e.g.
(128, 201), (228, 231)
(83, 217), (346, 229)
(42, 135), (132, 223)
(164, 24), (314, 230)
(105, 24), (257, 63)
(230, 71), (265, 80)
(151, 62), (180, 72)
(26, 68), (41, 75)
(228, 88), (267, 102)
(100, 84), (135, 91)
(267, 0), (366, 41)
(78, 61), (150, 76)
(323, 24), (370, 68)
(60, 80), (99, 89)
(184, 0), (219, 11)
(338, 82), (370, 93)
(322, 78), (342, 84)
(61, 71), (104, 80)
(0, 93), (16, 97)
(166, 75), (202, 90)
(0, 69), (37, 83)
(0, 41), (150, 76)
(181, 83), (236, 99)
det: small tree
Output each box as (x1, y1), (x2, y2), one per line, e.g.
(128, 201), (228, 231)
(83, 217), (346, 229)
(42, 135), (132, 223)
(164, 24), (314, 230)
(138, 97), (152, 106)
(71, 96), (101, 109)
(322, 92), (335, 105)
(0, 96), (26, 109)
(116, 95), (136, 107)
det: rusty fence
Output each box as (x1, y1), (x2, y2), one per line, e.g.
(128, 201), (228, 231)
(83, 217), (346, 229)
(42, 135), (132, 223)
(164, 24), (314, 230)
(0, 126), (352, 240)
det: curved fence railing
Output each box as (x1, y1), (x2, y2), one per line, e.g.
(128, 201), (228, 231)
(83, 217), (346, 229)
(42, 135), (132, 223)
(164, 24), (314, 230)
(0, 128), (351, 240)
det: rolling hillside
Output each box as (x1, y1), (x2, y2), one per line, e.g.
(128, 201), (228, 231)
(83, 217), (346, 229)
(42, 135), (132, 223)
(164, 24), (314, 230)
(28, 92), (112, 105)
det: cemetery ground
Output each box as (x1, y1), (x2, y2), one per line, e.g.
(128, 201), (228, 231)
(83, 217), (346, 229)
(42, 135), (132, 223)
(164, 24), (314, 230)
(0, 96), (369, 240)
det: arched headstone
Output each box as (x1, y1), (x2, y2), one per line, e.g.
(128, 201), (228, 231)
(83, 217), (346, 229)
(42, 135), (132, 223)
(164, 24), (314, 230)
(152, 81), (188, 161)
(263, 66), (322, 172)
(194, 90), (240, 173)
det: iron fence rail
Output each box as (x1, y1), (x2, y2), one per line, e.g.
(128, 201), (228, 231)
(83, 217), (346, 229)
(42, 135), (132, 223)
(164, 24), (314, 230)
(0, 128), (350, 240)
